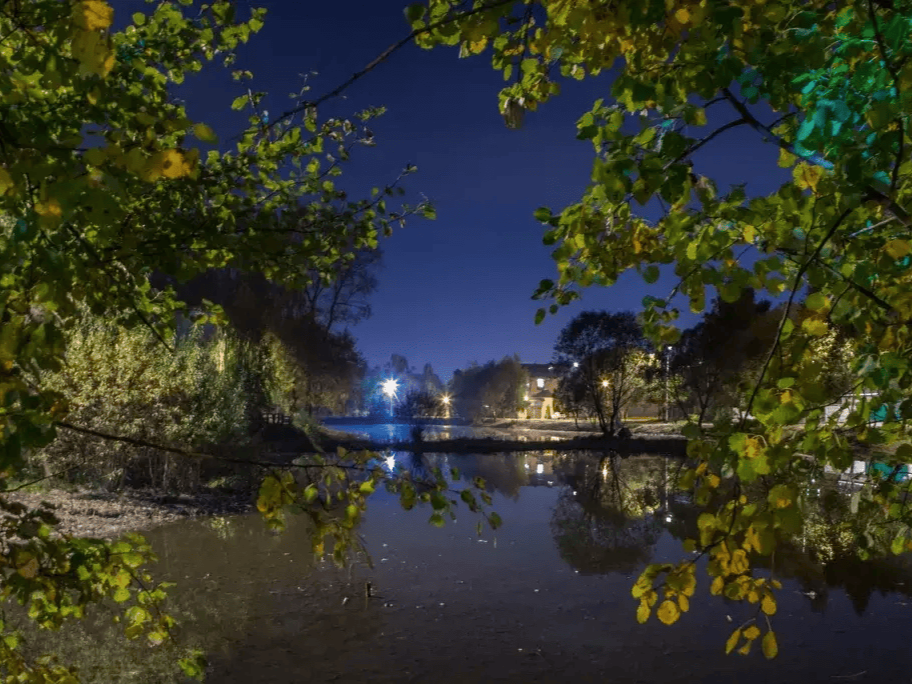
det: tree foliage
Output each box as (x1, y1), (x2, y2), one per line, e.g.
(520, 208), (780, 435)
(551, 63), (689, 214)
(410, 0), (912, 657)
(36, 313), (251, 491)
(450, 356), (527, 420)
(0, 0), (447, 679)
(553, 311), (650, 433)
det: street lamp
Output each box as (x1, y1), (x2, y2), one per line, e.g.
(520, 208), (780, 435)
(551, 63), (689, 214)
(382, 378), (399, 417)
(441, 393), (451, 419)
(663, 345), (672, 423)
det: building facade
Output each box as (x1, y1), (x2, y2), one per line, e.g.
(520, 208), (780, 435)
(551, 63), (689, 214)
(518, 363), (568, 419)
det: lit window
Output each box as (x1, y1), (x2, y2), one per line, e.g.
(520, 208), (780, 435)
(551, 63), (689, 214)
(537, 378), (544, 389)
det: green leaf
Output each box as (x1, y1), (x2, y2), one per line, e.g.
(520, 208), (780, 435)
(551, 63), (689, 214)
(113, 587), (130, 603)
(534, 207), (552, 222)
(805, 292), (826, 310)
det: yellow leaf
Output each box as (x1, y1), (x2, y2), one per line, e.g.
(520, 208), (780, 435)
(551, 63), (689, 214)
(725, 628), (741, 654)
(762, 630), (778, 659)
(681, 571), (696, 597)
(656, 600), (680, 625)
(711, 576), (724, 595)
(747, 589), (760, 603)
(675, 7), (691, 23)
(742, 224), (756, 243)
(17, 557), (38, 579)
(801, 317), (828, 336)
(36, 198), (63, 226)
(0, 167), (13, 195)
(884, 239), (911, 260)
(730, 549), (749, 574)
(738, 640), (752, 656)
(743, 624), (761, 640)
(793, 162), (823, 192)
(71, 29), (116, 78)
(777, 147), (796, 168)
(761, 594), (777, 615)
(193, 123), (218, 143)
(677, 593), (690, 612)
(144, 149), (191, 181)
(72, 0), (114, 31)
(745, 436), (763, 459)
(636, 602), (651, 623)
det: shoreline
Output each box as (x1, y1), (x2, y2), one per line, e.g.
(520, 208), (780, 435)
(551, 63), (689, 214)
(7, 422), (688, 540)
(5, 487), (254, 540)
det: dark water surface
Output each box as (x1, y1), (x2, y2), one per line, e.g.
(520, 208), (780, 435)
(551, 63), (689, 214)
(121, 447), (912, 684)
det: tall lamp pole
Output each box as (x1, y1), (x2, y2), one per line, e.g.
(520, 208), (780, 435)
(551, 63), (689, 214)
(663, 345), (671, 423)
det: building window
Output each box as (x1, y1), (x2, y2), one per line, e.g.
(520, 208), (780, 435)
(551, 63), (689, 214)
(537, 378), (544, 389)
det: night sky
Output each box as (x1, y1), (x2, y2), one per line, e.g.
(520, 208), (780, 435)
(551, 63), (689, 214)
(150, 0), (795, 381)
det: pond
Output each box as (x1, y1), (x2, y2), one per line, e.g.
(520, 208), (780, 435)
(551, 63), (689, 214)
(325, 422), (488, 442)
(30, 441), (912, 683)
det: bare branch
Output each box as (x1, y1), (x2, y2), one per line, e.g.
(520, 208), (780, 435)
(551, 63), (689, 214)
(269, 0), (515, 131)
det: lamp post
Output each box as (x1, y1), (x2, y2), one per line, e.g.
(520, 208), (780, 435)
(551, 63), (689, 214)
(663, 345), (672, 423)
(441, 394), (451, 420)
(382, 378), (399, 418)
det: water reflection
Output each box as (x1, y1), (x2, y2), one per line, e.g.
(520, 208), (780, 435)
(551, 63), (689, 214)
(550, 453), (664, 575)
(18, 449), (912, 683)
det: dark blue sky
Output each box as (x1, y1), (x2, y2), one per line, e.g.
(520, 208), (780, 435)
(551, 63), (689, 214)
(159, 0), (793, 381)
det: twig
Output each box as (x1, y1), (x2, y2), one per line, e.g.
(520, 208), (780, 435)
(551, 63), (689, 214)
(739, 207), (854, 429)
(268, 0), (515, 131)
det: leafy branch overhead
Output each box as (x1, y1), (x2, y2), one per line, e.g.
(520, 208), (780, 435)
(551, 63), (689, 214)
(0, 0), (441, 680)
(409, 0), (912, 658)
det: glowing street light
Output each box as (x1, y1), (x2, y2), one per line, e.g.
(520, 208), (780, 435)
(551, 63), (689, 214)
(441, 393), (451, 419)
(381, 378), (399, 417)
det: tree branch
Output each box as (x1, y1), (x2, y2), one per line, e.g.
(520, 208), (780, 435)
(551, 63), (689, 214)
(739, 207), (855, 429)
(269, 0), (515, 130)
(669, 118), (748, 167)
(722, 88), (911, 227)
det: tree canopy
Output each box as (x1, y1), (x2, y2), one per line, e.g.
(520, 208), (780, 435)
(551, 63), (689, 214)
(0, 1), (448, 679)
(410, 0), (912, 658)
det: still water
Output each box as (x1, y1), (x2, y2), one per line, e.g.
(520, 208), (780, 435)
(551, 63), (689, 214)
(328, 423), (498, 442)
(40, 444), (912, 682)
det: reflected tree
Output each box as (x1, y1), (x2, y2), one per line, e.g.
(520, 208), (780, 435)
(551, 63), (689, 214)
(550, 453), (664, 575)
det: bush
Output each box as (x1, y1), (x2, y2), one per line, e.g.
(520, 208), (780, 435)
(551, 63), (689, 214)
(36, 315), (252, 492)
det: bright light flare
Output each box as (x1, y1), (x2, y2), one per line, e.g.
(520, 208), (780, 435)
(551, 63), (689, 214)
(441, 394), (451, 404)
(381, 378), (399, 398)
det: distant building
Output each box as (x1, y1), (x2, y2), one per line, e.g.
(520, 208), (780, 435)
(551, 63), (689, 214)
(518, 363), (569, 419)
